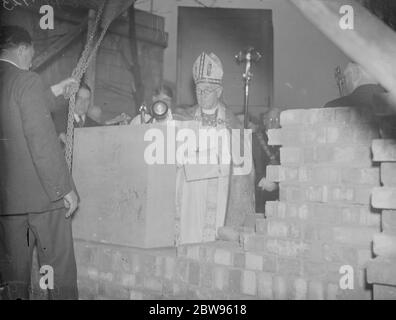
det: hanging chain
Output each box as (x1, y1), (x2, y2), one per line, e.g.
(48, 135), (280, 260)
(64, 0), (115, 171)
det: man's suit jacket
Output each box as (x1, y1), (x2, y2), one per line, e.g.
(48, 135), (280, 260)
(0, 61), (74, 215)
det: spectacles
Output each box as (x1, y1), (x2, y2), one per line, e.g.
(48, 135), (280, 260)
(196, 87), (218, 95)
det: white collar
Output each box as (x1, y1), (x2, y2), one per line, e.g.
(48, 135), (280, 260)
(0, 58), (21, 69)
(201, 105), (219, 115)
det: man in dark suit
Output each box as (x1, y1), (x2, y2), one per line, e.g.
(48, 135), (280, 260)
(0, 25), (79, 299)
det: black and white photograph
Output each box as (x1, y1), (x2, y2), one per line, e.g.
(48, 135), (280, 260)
(1, 0), (396, 305)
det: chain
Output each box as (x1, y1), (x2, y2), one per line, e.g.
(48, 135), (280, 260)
(64, 0), (115, 171)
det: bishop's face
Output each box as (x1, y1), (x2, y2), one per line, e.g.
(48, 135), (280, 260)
(196, 83), (222, 111)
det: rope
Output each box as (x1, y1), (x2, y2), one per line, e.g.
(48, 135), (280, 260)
(64, 0), (114, 171)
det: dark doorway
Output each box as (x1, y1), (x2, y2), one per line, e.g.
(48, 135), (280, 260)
(176, 7), (274, 117)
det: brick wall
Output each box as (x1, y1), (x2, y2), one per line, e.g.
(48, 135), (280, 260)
(29, 107), (382, 299)
(367, 139), (396, 299)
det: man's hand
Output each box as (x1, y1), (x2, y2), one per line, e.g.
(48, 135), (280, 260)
(258, 177), (278, 192)
(51, 78), (77, 97)
(63, 190), (79, 218)
(58, 132), (67, 145)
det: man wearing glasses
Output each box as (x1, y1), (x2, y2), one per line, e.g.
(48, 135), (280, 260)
(174, 52), (254, 245)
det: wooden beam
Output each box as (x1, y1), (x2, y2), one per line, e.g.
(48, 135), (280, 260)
(21, 6), (167, 48)
(289, 0), (396, 108)
(85, 9), (97, 108)
(128, 4), (145, 113)
(31, 17), (88, 71)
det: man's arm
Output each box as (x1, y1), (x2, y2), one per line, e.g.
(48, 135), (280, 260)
(17, 72), (74, 202)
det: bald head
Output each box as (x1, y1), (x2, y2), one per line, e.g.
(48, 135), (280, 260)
(344, 62), (377, 94)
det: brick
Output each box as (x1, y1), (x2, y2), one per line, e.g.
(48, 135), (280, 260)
(164, 257), (175, 280)
(267, 128), (282, 146)
(367, 257), (396, 286)
(273, 275), (288, 299)
(326, 125), (353, 144)
(244, 214), (264, 228)
(129, 290), (144, 300)
(298, 167), (309, 182)
(311, 167), (340, 184)
(304, 126), (327, 144)
(373, 284), (396, 300)
(267, 239), (309, 257)
(315, 145), (334, 163)
(241, 271), (257, 296)
(381, 162), (396, 186)
(353, 186), (372, 205)
(154, 256), (164, 277)
(186, 246), (200, 260)
(255, 218), (267, 234)
(262, 254), (278, 273)
(278, 257), (301, 276)
(322, 244), (359, 264)
(267, 220), (289, 238)
(280, 147), (303, 164)
(175, 259), (189, 282)
(120, 274), (136, 288)
(332, 226), (377, 246)
(257, 272), (273, 299)
(306, 185), (328, 202)
(334, 146), (371, 165)
(245, 253), (263, 271)
(307, 108), (336, 125)
(341, 167), (380, 185)
(308, 280), (324, 300)
(233, 252), (246, 269)
(199, 246), (215, 263)
(228, 269), (242, 295)
(144, 277), (163, 292)
(372, 139), (396, 161)
(200, 264), (214, 288)
(326, 283), (340, 300)
(279, 184), (305, 202)
(329, 186), (354, 203)
(281, 127), (303, 146)
(280, 109), (307, 126)
(241, 233), (266, 252)
(357, 249), (373, 267)
(214, 267), (228, 291)
(77, 278), (99, 300)
(293, 278), (307, 300)
(382, 210), (396, 233)
(372, 187), (396, 209)
(214, 248), (232, 266)
(265, 201), (281, 218)
(98, 282), (130, 300)
(266, 165), (285, 182)
(373, 232), (396, 257)
(303, 261), (327, 278)
(188, 261), (200, 286)
(141, 254), (156, 277)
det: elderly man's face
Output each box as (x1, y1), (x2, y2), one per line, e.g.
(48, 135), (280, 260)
(196, 83), (222, 110)
(75, 87), (91, 116)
